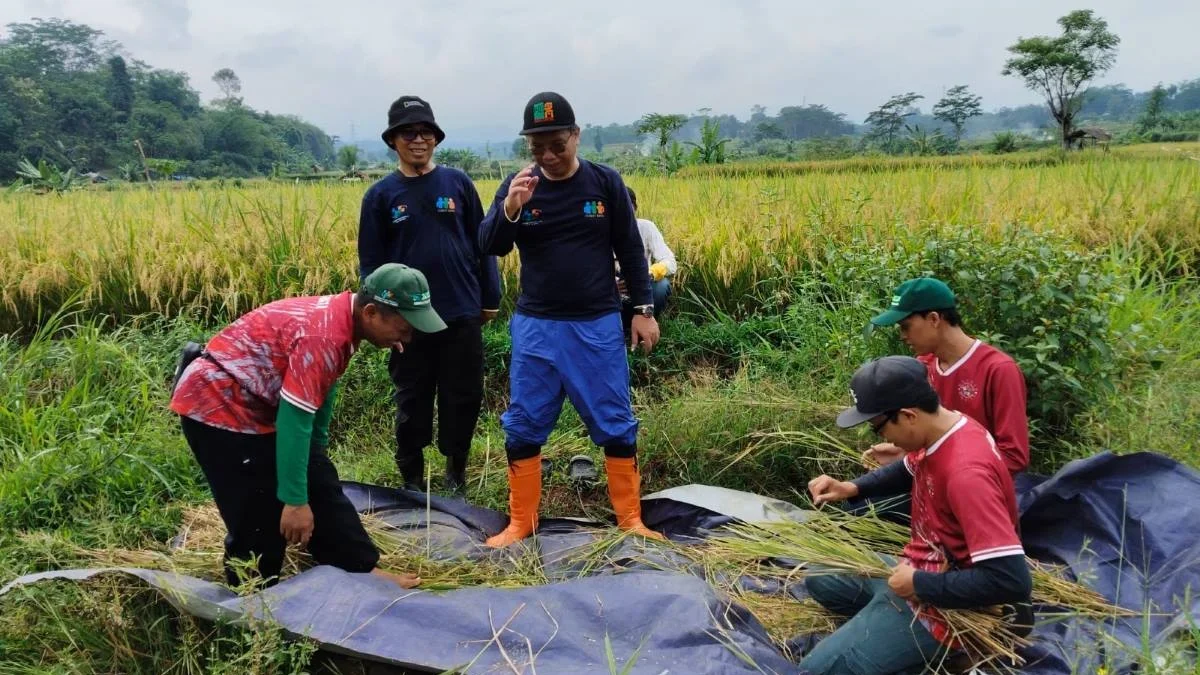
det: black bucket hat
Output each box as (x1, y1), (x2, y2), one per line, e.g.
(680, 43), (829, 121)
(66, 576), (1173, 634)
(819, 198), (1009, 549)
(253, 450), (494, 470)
(381, 96), (446, 148)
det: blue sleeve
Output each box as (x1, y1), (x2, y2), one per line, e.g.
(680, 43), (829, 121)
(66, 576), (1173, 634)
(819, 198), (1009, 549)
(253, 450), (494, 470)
(464, 175), (502, 310)
(357, 186), (387, 281)
(479, 175), (518, 256)
(609, 172), (651, 307)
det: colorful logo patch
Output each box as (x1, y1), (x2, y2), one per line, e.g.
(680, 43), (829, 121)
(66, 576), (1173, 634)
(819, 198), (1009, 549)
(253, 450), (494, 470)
(391, 205), (408, 223)
(532, 101), (555, 123)
(410, 291), (431, 306)
(436, 197), (456, 212)
(521, 208), (543, 224)
(582, 200), (606, 217)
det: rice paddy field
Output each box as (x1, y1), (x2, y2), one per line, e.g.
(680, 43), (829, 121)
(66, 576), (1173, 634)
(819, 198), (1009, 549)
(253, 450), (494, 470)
(1, 143), (1199, 673)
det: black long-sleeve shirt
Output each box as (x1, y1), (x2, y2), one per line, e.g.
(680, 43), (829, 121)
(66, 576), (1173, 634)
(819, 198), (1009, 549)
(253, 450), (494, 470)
(478, 160), (651, 320)
(850, 460), (1032, 608)
(358, 166), (501, 321)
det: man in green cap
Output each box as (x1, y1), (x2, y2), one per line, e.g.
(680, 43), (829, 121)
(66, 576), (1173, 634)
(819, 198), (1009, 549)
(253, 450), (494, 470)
(863, 277), (1029, 480)
(170, 263), (446, 589)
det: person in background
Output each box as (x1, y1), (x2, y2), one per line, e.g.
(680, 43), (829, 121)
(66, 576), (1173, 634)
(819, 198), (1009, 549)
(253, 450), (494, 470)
(853, 277), (1030, 520)
(616, 186), (677, 331)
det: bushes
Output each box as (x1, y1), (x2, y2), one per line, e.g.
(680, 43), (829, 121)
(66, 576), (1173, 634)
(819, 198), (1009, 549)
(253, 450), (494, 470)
(802, 226), (1123, 465)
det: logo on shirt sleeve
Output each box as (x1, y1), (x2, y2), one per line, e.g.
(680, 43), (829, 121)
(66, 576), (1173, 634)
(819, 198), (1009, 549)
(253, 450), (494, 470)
(583, 201), (606, 217)
(436, 197), (457, 213)
(391, 205), (409, 223)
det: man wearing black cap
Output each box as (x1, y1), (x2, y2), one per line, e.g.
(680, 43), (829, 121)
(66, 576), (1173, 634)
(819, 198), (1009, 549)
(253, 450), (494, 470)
(478, 91), (662, 547)
(358, 95), (502, 495)
(798, 356), (1032, 674)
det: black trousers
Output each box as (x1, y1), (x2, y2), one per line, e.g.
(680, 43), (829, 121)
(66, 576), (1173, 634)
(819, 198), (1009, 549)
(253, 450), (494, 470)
(179, 416), (379, 587)
(388, 317), (484, 483)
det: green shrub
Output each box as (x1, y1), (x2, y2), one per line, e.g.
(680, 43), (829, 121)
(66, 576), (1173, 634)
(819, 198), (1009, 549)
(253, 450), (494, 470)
(990, 131), (1019, 154)
(810, 226), (1123, 468)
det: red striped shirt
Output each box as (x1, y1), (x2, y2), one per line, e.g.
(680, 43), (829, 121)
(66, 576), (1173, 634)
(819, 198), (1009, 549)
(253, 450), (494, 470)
(170, 292), (355, 434)
(902, 415), (1024, 645)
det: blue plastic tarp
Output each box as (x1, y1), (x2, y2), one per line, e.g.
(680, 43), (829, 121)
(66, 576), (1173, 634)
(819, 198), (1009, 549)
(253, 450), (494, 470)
(3, 451), (1198, 674)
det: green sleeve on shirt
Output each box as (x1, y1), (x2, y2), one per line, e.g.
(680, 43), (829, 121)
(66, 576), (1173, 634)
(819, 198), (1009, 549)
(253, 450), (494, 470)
(276, 399), (315, 506)
(311, 382), (339, 451)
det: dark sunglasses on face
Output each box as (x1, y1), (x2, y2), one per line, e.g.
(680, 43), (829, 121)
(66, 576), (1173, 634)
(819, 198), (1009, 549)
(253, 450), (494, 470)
(871, 410), (901, 436)
(396, 128), (436, 142)
(528, 138), (571, 157)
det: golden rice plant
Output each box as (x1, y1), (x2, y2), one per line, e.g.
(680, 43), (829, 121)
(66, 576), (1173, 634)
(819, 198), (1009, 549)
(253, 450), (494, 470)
(2, 145), (1197, 334)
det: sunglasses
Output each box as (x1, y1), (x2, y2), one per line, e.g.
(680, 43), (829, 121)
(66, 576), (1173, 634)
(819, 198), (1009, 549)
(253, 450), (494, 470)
(528, 136), (573, 157)
(870, 410), (901, 437)
(396, 128), (437, 142)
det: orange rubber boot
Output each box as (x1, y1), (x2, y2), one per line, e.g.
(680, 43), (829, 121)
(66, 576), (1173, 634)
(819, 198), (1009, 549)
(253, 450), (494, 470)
(484, 456), (542, 547)
(605, 456), (666, 540)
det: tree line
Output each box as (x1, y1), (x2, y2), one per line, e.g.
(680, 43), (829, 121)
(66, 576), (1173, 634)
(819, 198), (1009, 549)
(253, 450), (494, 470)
(5, 13), (1200, 183)
(0, 18), (335, 181)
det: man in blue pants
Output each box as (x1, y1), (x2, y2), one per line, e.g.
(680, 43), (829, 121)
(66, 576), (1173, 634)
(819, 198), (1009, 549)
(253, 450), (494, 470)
(479, 91), (662, 547)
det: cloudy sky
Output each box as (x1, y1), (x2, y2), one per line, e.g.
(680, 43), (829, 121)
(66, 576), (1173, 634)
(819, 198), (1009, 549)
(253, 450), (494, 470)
(5, 0), (1197, 144)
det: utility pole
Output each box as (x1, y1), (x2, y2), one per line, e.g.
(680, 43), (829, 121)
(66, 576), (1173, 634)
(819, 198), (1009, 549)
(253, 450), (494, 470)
(133, 139), (154, 190)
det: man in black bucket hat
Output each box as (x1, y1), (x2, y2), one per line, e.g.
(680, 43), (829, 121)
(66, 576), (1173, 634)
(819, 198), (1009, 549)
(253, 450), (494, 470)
(359, 95), (501, 496)
(380, 95), (446, 147)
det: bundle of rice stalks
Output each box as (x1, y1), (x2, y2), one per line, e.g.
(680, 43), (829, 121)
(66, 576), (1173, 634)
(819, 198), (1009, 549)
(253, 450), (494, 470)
(725, 590), (840, 657)
(719, 427), (869, 479)
(61, 504), (664, 594)
(694, 510), (1133, 669)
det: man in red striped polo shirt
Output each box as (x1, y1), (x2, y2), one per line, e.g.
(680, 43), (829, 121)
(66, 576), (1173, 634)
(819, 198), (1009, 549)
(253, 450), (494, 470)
(864, 277), (1029, 474)
(802, 356), (1033, 674)
(170, 263), (446, 589)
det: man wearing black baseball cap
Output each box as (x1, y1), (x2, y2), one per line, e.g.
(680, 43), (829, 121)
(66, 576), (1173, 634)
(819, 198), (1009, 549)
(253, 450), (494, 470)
(862, 278), (1029, 479)
(478, 91), (662, 546)
(797, 356), (1032, 674)
(359, 95), (501, 496)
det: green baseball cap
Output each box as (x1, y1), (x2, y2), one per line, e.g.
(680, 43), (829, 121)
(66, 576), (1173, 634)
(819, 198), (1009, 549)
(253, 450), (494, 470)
(361, 263), (447, 333)
(870, 277), (956, 327)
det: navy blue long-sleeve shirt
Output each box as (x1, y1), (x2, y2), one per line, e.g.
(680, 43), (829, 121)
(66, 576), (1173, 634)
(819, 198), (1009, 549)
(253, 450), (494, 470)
(357, 166), (502, 322)
(478, 160), (651, 320)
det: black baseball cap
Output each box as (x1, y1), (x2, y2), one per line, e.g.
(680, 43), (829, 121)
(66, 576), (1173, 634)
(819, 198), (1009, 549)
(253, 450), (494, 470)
(381, 96), (446, 148)
(836, 356), (936, 428)
(519, 91), (576, 135)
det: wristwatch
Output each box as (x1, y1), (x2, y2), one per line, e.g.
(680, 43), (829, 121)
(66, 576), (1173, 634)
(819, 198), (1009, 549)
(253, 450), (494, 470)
(634, 304), (654, 318)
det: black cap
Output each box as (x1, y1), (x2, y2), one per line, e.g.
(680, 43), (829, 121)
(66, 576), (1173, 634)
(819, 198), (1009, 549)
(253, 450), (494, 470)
(836, 356), (935, 428)
(519, 91), (576, 135)
(381, 96), (446, 148)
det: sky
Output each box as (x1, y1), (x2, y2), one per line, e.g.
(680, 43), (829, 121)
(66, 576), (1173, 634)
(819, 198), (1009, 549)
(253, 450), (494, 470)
(4, 0), (1197, 145)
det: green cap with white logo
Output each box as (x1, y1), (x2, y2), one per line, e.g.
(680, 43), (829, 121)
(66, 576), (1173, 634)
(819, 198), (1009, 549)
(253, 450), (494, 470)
(870, 277), (956, 327)
(361, 263), (447, 333)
